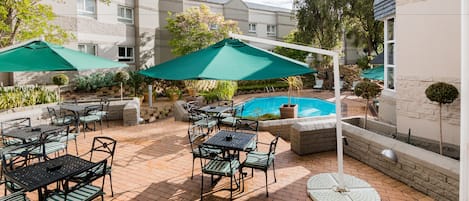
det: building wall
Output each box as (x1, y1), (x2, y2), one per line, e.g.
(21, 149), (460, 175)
(394, 0), (461, 145)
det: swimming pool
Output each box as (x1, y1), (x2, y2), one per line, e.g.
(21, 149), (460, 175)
(237, 96), (336, 118)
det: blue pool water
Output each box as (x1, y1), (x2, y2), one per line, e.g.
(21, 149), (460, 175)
(237, 96), (336, 118)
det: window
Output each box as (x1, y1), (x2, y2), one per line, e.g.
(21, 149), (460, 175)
(267, 25), (276, 36)
(77, 0), (96, 16)
(78, 44), (97, 56)
(118, 6), (134, 24)
(248, 23), (256, 33)
(209, 24), (218, 30)
(384, 18), (395, 90)
(118, 46), (134, 62)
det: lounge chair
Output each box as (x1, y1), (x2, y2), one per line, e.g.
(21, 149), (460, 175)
(313, 79), (324, 90)
(351, 81), (360, 91)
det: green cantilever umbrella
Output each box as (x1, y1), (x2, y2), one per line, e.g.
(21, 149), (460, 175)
(140, 38), (315, 80)
(0, 40), (128, 71)
(361, 65), (384, 81)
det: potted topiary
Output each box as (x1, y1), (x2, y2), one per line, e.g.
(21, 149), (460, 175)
(280, 76), (303, 119)
(184, 80), (198, 97)
(354, 80), (382, 129)
(114, 71), (130, 100)
(52, 74), (69, 103)
(165, 86), (181, 101)
(425, 82), (459, 155)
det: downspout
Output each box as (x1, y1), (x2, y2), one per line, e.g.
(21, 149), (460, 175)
(134, 0), (140, 69)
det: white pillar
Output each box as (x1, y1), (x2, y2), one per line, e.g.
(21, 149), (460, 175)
(333, 54), (344, 189)
(148, 85), (153, 107)
(460, 0), (469, 200)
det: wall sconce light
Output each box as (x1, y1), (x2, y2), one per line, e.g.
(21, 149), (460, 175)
(381, 149), (398, 163)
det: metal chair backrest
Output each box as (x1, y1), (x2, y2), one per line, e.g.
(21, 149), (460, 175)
(89, 136), (117, 169)
(84, 105), (101, 115)
(234, 119), (259, 134)
(268, 136), (280, 156)
(1, 118), (31, 134)
(187, 124), (205, 150)
(37, 126), (69, 160)
(100, 97), (110, 112)
(62, 159), (107, 200)
(2, 144), (36, 174)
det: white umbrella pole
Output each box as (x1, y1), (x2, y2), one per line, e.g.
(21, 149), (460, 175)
(460, 0), (469, 200)
(333, 54), (345, 190)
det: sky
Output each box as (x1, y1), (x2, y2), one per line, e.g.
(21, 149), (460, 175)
(244, 0), (294, 9)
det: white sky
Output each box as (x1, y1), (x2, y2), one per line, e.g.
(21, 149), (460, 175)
(244, 0), (294, 9)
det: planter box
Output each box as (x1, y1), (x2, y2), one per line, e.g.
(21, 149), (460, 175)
(342, 117), (459, 201)
(279, 104), (298, 119)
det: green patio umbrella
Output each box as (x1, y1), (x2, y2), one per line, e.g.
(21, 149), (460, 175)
(139, 38), (315, 80)
(0, 40), (128, 71)
(361, 65), (384, 80)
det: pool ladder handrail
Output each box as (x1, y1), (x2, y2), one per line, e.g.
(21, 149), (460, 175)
(264, 86), (275, 93)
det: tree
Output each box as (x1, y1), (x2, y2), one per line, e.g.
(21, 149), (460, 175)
(346, 0), (383, 56)
(354, 80), (381, 129)
(0, 0), (77, 47)
(425, 82), (459, 155)
(166, 4), (241, 56)
(274, 30), (309, 62)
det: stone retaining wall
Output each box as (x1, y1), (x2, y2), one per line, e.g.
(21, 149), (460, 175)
(290, 119), (336, 155)
(342, 117), (459, 201)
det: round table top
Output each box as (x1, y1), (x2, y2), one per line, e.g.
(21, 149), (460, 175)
(307, 173), (380, 201)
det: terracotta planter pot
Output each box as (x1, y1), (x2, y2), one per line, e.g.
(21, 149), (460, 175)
(187, 88), (197, 97)
(169, 93), (179, 101)
(280, 104), (298, 119)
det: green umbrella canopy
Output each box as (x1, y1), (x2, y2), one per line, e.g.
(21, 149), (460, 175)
(0, 40), (128, 71)
(361, 65), (384, 81)
(140, 38), (315, 80)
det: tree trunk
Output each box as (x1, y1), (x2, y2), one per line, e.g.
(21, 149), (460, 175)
(364, 99), (369, 129)
(439, 104), (443, 155)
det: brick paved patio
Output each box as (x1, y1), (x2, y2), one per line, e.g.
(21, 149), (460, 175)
(5, 91), (434, 200)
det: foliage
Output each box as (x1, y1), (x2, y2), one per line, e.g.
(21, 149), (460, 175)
(283, 76), (303, 105)
(200, 91), (218, 103)
(425, 82), (459, 155)
(273, 30), (309, 62)
(0, 86), (57, 110)
(127, 71), (146, 96)
(165, 86), (181, 97)
(356, 55), (372, 69)
(354, 80), (382, 129)
(0, 0), (74, 48)
(52, 74), (69, 86)
(114, 71), (130, 83)
(425, 82), (459, 105)
(346, 0), (384, 56)
(237, 82), (289, 91)
(74, 72), (117, 92)
(244, 113), (280, 121)
(166, 4), (241, 56)
(214, 80), (237, 100)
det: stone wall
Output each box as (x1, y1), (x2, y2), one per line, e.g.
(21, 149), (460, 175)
(342, 117), (459, 201)
(396, 76), (460, 145)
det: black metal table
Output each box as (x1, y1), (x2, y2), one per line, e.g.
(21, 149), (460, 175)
(3, 125), (61, 143)
(197, 105), (231, 114)
(203, 130), (255, 151)
(3, 154), (96, 201)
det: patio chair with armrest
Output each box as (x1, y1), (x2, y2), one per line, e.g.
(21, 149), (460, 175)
(0, 118), (31, 146)
(199, 145), (242, 201)
(190, 110), (218, 136)
(88, 97), (110, 128)
(187, 124), (222, 179)
(79, 105), (103, 137)
(217, 99), (234, 118)
(47, 107), (74, 127)
(241, 135), (279, 197)
(220, 105), (243, 128)
(70, 136), (116, 197)
(45, 159), (107, 201)
(1, 144), (38, 195)
(234, 119), (259, 152)
(313, 79), (324, 90)
(30, 126), (70, 160)
(0, 191), (29, 201)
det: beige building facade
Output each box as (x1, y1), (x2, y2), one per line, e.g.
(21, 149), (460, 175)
(2, 0), (298, 85)
(374, 0), (461, 146)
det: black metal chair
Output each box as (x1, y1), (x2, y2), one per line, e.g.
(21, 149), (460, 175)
(187, 124), (221, 179)
(234, 119), (259, 151)
(0, 118), (31, 146)
(1, 144), (37, 195)
(89, 98), (110, 128)
(241, 135), (279, 197)
(79, 105), (102, 137)
(189, 110), (218, 136)
(0, 191), (29, 201)
(72, 137), (116, 197)
(30, 126), (70, 160)
(199, 145), (242, 201)
(45, 159), (107, 201)
(47, 107), (74, 127)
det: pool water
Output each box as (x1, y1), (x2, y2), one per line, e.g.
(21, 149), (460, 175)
(237, 96), (336, 118)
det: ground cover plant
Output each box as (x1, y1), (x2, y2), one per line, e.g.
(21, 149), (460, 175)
(0, 86), (57, 109)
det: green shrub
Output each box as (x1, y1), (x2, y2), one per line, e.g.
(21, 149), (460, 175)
(52, 74), (69, 86)
(200, 91), (218, 103)
(425, 82), (459, 104)
(237, 82), (288, 91)
(74, 72), (118, 92)
(214, 81), (237, 100)
(0, 86), (57, 110)
(114, 71), (130, 83)
(356, 55), (372, 69)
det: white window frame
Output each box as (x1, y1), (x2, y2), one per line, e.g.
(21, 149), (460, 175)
(384, 17), (396, 91)
(77, 0), (96, 16)
(118, 46), (134, 63)
(78, 43), (97, 56)
(248, 23), (257, 33)
(117, 5), (134, 24)
(267, 24), (276, 36)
